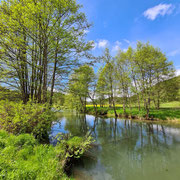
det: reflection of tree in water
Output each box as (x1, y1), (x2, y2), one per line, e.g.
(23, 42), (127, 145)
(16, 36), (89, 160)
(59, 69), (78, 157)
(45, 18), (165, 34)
(93, 118), (173, 180)
(63, 113), (99, 138)
(58, 113), (180, 180)
(63, 113), (89, 136)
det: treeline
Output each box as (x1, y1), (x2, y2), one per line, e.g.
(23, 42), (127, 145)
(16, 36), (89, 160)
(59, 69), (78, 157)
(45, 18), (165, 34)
(65, 42), (179, 117)
(0, 0), (93, 104)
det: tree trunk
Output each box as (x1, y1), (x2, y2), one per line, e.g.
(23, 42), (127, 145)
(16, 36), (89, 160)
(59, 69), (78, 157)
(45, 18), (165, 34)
(42, 43), (48, 103)
(50, 42), (58, 106)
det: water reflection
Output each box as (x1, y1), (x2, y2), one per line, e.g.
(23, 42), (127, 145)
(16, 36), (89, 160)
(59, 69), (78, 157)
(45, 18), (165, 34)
(50, 112), (180, 180)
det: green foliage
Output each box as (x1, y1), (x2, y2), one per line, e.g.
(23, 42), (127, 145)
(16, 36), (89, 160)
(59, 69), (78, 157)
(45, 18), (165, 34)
(64, 94), (82, 111)
(0, 0), (93, 103)
(56, 134), (93, 159)
(67, 65), (96, 112)
(0, 131), (66, 179)
(52, 92), (65, 108)
(158, 75), (180, 102)
(0, 101), (55, 141)
(0, 130), (93, 180)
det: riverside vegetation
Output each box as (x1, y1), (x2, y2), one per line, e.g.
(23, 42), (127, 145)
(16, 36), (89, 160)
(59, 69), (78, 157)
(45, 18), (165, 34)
(0, 101), (93, 179)
(64, 49), (180, 121)
(0, 0), (180, 179)
(0, 0), (94, 179)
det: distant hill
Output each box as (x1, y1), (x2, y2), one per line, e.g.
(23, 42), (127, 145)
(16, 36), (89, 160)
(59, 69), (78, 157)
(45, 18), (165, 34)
(114, 75), (180, 105)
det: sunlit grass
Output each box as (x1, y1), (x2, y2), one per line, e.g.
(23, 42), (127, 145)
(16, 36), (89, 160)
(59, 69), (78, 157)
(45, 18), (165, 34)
(86, 105), (180, 120)
(87, 101), (180, 109)
(86, 104), (123, 107)
(161, 101), (180, 108)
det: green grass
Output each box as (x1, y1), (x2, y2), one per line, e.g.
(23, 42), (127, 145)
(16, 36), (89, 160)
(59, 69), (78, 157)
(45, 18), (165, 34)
(161, 101), (180, 108)
(86, 106), (180, 121)
(0, 130), (92, 180)
(0, 130), (67, 180)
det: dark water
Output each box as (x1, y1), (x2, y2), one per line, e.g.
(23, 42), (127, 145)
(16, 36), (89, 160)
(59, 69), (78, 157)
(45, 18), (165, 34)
(50, 112), (180, 180)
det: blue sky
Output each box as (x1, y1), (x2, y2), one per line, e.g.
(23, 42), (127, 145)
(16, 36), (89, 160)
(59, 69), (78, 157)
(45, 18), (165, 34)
(78, 0), (180, 75)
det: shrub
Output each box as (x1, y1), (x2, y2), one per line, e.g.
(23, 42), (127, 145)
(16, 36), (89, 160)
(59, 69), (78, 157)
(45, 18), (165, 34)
(0, 100), (55, 141)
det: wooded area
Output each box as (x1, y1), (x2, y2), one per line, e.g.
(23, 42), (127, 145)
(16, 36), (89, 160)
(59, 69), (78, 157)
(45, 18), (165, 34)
(0, 0), (93, 104)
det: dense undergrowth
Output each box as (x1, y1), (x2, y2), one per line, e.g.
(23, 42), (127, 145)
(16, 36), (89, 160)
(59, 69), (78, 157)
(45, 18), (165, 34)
(0, 100), (55, 142)
(0, 130), (92, 180)
(0, 100), (93, 179)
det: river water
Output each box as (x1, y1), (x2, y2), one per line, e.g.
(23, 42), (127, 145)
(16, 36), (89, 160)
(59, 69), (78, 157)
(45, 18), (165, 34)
(50, 112), (180, 180)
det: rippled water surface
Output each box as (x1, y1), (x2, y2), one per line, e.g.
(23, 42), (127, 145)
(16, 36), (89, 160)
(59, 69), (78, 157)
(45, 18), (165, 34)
(50, 112), (180, 180)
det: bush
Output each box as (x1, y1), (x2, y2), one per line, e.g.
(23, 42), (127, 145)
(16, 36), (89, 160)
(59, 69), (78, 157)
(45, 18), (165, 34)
(0, 100), (55, 141)
(0, 130), (66, 180)
(0, 131), (93, 180)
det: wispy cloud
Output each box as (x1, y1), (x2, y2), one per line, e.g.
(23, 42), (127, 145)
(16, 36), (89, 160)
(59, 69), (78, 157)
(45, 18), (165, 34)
(168, 49), (180, 57)
(98, 39), (109, 48)
(123, 39), (136, 48)
(123, 39), (130, 44)
(143, 4), (174, 20)
(112, 41), (122, 52)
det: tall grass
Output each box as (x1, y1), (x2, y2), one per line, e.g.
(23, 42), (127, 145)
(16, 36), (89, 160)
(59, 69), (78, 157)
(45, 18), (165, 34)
(0, 130), (93, 179)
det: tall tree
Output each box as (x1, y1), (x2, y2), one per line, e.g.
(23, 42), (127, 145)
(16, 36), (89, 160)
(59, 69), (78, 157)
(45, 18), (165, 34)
(68, 65), (95, 113)
(133, 42), (175, 116)
(0, 0), (93, 104)
(115, 50), (131, 114)
(100, 48), (118, 117)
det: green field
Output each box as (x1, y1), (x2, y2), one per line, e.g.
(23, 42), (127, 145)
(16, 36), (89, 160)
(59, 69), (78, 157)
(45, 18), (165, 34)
(86, 101), (180, 121)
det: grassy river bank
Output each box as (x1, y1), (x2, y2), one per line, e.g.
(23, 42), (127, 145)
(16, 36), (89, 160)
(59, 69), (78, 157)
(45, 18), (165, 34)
(0, 101), (92, 179)
(86, 105), (180, 122)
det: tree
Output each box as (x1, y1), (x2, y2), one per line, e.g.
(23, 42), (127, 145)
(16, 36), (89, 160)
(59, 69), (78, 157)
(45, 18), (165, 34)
(0, 0), (93, 104)
(68, 65), (95, 113)
(100, 48), (118, 117)
(115, 50), (131, 114)
(96, 67), (106, 107)
(133, 42), (175, 116)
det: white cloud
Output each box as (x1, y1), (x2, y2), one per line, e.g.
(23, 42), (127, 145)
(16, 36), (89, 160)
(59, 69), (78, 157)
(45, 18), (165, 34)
(112, 41), (122, 52)
(168, 49), (180, 57)
(143, 4), (174, 20)
(98, 39), (109, 48)
(123, 39), (130, 44)
(176, 69), (180, 76)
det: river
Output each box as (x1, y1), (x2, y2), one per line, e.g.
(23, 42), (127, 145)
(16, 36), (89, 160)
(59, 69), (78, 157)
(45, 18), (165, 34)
(50, 111), (180, 180)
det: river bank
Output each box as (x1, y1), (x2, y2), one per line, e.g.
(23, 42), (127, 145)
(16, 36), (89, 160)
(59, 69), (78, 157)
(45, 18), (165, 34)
(0, 101), (93, 179)
(51, 112), (180, 180)
(86, 106), (180, 123)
